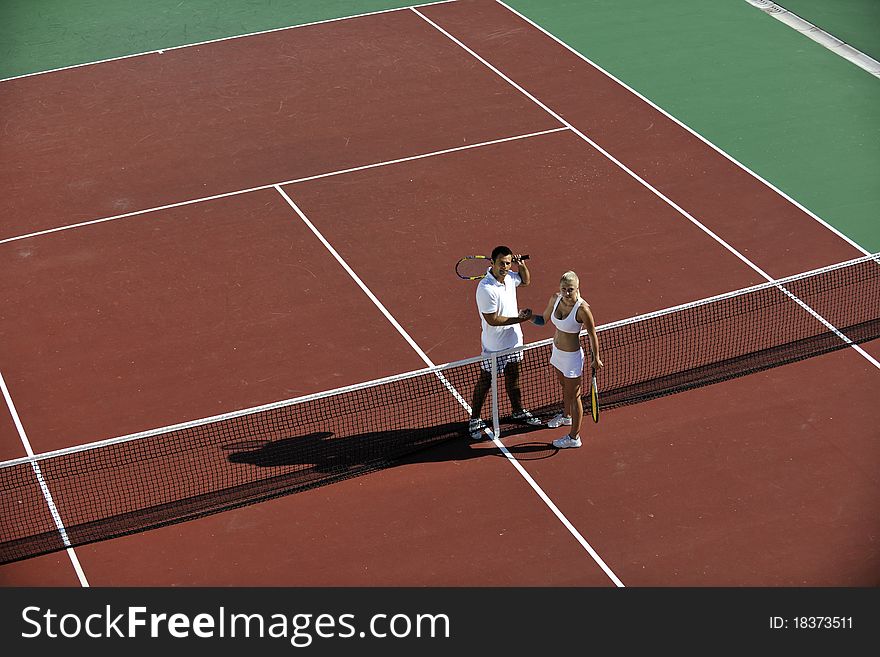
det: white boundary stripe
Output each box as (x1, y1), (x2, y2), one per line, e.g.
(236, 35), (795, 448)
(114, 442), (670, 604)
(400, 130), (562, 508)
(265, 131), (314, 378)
(745, 0), (880, 78)
(275, 184), (624, 586)
(598, 252), (880, 334)
(526, 252), (880, 350)
(493, 0), (870, 256)
(493, 440), (624, 587)
(2, 262), (873, 582)
(275, 186), (434, 367)
(4, 251), (876, 469)
(413, 7), (879, 373)
(2, 0), (868, 258)
(0, 127), (567, 246)
(0, 0), (456, 84)
(0, 370), (89, 586)
(0, 5), (866, 580)
(273, 186), (475, 414)
(514, 271), (880, 374)
(0, 352), (495, 470)
(777, 287), (880, 369)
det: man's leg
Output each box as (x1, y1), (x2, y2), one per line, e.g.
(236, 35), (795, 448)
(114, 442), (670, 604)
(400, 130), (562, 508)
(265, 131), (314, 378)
(468, 368), (493, 439)
(470, 369), (491, 420)
(504, 361), (525, 413)
(505, 361), (541, 425)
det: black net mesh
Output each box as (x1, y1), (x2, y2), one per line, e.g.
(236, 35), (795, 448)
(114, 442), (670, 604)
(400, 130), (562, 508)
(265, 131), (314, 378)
(2, 255), (878, 564)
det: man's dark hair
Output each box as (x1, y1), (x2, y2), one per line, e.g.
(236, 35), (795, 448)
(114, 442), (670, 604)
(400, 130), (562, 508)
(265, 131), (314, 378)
(491, 245), (513, 262)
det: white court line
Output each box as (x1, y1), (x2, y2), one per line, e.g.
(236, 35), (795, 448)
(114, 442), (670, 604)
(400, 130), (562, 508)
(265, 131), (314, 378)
(4, 0), (868, 258)
(0, 127), (567, 247)
(3, 250), (874, 579)
(274, 185), (434, 367)
(744, 0), (880, 78)
(0, 371), (89, 586)
(7, 251), (875, 469)
(413, 7), (879, 374)
(273, 186), (480, 416)
(2, 4), (870, 582)
(274, 184), (626, 587)
(494, 0), (870, 257)
(0, 0), (456, 83)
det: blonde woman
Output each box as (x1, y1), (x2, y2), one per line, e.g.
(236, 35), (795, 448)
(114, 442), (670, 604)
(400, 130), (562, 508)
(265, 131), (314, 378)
(536, 271), (602, 448)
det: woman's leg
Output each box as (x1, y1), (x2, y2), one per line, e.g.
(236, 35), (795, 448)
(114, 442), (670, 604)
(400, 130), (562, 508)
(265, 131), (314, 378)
(555, 368), (569, 417)
(563, 376), (582, 438)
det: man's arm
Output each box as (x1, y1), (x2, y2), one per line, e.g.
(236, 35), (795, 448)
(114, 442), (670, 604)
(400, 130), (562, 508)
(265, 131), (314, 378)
(482, 309), (532, 326)
(515, 255), (530, 286)
(477, 281), (531, 326)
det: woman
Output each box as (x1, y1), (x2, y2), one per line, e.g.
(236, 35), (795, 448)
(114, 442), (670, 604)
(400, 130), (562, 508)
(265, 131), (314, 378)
(535, 271), (602, 448)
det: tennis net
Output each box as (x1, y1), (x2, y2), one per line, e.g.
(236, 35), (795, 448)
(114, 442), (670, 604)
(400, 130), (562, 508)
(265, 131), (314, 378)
(1, 253), (878, 563)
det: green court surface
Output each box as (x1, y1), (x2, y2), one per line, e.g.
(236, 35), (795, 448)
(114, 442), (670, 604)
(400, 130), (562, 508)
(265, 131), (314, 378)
(773, 0), (880, 61)
(0, 0), (418, 78)
(2, 0), (877, 252)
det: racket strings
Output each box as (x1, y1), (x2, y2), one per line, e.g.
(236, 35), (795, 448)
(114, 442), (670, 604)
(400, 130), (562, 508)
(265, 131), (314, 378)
(456, 256), (490, 280)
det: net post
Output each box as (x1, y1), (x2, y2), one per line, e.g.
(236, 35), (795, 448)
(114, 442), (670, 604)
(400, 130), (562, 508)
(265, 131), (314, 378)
(490, 353), (500, 440)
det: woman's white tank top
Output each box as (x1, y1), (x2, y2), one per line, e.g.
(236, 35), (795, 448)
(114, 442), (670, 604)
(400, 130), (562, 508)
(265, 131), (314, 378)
(551, 295), (585, 333)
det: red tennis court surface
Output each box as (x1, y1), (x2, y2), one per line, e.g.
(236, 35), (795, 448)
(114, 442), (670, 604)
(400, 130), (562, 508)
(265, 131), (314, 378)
(1, 0), (877, 586)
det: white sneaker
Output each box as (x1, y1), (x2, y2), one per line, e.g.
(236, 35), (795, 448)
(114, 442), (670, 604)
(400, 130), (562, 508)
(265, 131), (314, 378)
(547, 414), (572, 428)
(552, 434), (582, 449)
(468, 418), (488, 440)
(512, 409), (541, 426)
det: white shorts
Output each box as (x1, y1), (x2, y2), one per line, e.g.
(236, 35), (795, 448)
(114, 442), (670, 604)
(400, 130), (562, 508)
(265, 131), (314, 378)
(550, 345), (585, 379)
(480, 348), (524, 374)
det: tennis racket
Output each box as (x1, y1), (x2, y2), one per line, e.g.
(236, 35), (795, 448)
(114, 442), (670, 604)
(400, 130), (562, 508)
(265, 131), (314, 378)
(455, 254), (529, 280)
(590, 368), (599, 423)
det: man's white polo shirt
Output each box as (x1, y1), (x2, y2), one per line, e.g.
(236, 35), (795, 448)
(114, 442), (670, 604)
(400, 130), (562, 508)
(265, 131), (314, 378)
(476, 269), (523, 353)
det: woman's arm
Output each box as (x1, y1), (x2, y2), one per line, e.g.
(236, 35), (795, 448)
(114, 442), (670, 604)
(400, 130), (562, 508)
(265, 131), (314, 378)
(579, 303), (603, 368)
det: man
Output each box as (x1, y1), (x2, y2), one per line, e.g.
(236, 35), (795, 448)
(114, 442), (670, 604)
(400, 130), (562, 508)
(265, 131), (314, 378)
(469, 245), (542, 440)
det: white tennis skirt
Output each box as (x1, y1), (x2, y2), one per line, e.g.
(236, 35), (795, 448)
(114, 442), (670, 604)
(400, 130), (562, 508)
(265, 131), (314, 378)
(550, 345), (585, 379)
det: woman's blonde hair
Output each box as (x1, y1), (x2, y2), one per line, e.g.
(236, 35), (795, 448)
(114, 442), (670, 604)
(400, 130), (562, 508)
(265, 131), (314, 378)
(560, 271), (579, 286)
